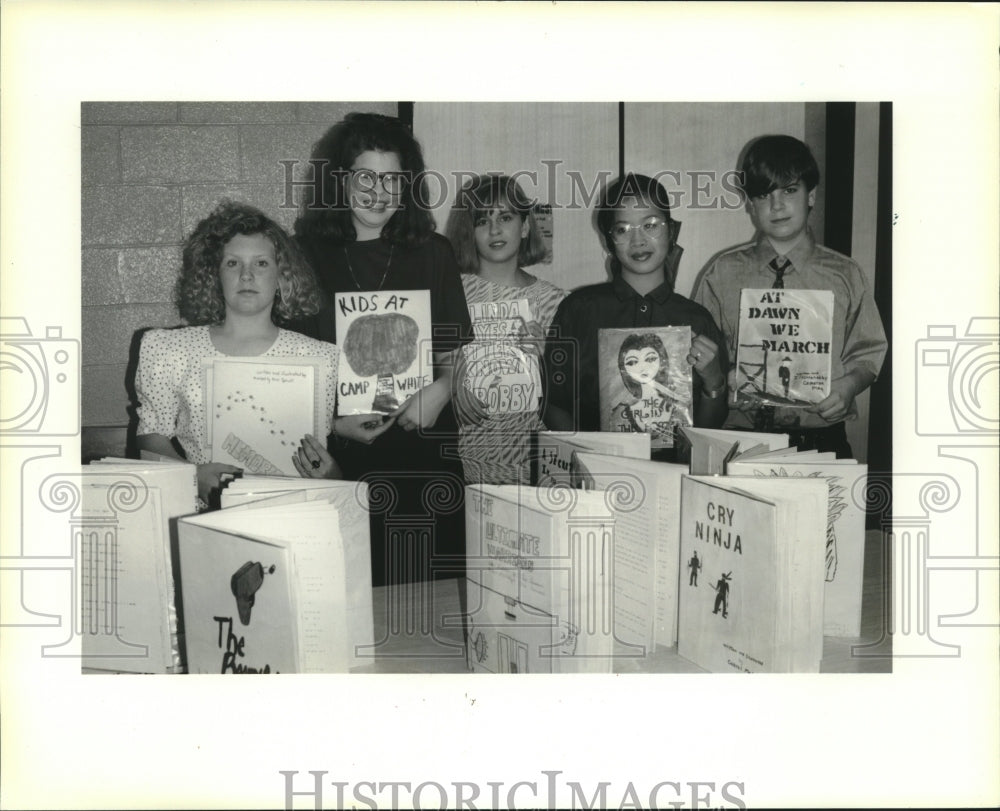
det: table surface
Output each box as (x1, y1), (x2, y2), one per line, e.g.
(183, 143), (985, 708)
(353, 529), (892, 674)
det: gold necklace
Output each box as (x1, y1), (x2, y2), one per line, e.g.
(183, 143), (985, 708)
(343, 244), (394, 291)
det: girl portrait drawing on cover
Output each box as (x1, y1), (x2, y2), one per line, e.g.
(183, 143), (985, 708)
(610, 332), (688, 442)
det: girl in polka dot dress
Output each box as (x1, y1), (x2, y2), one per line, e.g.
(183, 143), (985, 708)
(135, 202), (343, 505)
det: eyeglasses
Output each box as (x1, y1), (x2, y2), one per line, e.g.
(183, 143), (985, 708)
(609, 218), (669, 244)
(348, 168), (409, 195)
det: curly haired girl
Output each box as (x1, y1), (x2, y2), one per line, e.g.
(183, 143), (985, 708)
(135, 201), (342, 505)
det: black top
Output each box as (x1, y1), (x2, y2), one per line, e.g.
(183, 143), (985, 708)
(296, 233), (473, 357)
(543, 274), (729, 432)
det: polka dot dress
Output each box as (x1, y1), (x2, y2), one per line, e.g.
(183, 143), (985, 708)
(135, 326), (338, 464)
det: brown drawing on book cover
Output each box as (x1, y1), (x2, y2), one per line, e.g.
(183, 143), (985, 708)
(231, 561), (276, 626)
(342, 313), (419, 412)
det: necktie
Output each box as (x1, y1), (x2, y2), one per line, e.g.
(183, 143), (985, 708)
(769, 256), (791, 288)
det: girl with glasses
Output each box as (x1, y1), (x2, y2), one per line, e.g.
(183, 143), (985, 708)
(292, 112), (472, 586)
(542, 173), (729, 460)
(444, 174), (567, 485)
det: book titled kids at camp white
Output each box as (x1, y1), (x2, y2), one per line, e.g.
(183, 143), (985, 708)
(597, 326), (692, 449)
(734, 288), (834, 407)
(334, 289), (432, 415)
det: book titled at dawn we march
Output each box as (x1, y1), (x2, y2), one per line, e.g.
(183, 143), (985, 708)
(464, 483), (615, 674)
(597, 326), (692, 449)
(177, 481), (372, 673)
(734, 288), (834, 408)
(677, 475), (828, 673)
(335, 289), (432, 415)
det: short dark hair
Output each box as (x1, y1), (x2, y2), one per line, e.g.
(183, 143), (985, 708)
(176, 201), (324, 326)
(293, 112), (435, 248)
(597, 173), (679, 275)
(739, 135), (820, 199)
(444, 174), (547, 274)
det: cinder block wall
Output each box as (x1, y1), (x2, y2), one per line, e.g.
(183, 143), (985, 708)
(81, 101), (396, 430)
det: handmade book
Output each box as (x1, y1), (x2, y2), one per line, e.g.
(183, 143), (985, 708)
(177, 482), (372, 673)
(465, 483), (615, 674)
(534, 430), (651, 487)
(334, 289), (432, 415)
(80, 458), (199, 673)
(727, 454), (868, 637)
(597, 326), (692, 449)
(461, 298), (540, 415)
(204, 356), (328, 476)
(219, 477), (375, 661)
(572, 451), (687, 651)
(734, 288), (834, 407)
(680, 426), (790, 475)
(677, 475), (828, 673)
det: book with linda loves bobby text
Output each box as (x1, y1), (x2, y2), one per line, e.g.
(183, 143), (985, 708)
(597, 326), (693, 449)
(461, 298), (541, 415)
(734, 288), (834, 408)
(334, 289), (433, 416)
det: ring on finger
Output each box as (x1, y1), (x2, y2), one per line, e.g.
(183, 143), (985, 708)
(311, 459), (321, 469)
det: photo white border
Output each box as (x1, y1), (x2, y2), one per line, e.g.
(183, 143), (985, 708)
(2, 2), (998, 808)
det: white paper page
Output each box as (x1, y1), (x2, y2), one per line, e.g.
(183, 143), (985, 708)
(80, 483), (173, 673)
(209, 358), (321, 476)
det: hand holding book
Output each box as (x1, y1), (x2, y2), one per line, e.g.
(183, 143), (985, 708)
(687, 333), (725, 393)
(808, 369), (875, 422)
(291, 433), (343, 479)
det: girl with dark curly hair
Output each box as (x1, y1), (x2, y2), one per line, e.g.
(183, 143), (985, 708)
(135, 201), (343, 505)
(291, 112), (473, 586)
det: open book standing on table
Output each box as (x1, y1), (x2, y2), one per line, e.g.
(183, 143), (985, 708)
(80, 457), (199, 674)
(177, 480), (373, 674)
(677, 474), (828, 673)
(465, 484), (616, 674)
